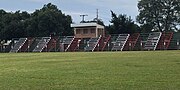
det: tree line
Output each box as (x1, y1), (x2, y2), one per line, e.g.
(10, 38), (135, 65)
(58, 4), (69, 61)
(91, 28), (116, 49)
(0, 3), (72, 40)
(0, 0), (180, 40)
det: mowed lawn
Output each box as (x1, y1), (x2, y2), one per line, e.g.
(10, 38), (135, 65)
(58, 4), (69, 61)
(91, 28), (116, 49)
(0, 51), (180, 90)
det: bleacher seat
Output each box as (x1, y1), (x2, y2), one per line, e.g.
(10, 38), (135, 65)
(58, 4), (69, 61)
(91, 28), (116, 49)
(65, 38), (81, 52)
(33, 37), (51, 52)
(144, 32), (162, 50)
(10, 38), (27, 53)
(111, 34), (130, 51)
(84, 37), (101, 51)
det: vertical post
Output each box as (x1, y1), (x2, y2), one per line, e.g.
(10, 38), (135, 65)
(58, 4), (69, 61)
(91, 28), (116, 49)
(98, 44), (99, 51)
(177, 39), (179, 50)
(163, 41), (166, 50)
(108, 43), (110, 51)
(28, 40), (30, 52)
(140, 40), (143, 51)
(129, 42), (132, 51)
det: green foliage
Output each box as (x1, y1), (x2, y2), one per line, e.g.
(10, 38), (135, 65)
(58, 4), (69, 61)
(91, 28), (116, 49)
(108, 11), (140, 34)
(27, 3), (72, 37)
(139, 24), (154, 33)
(0, 11), (29, 39)
(137, 0), (180, 32)
(0, 3), (72, 40)
(0, 51), (180, 89)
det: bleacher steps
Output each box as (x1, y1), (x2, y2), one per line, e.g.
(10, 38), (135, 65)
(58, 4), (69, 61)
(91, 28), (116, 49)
(9, 38), (27, 53)
(33, 37), (51, 52)
(144, 32), (162, 50)
(111, 34), (130, 51)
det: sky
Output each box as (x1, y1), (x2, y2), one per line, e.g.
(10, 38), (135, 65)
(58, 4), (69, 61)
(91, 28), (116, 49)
(0, 0), (139, 25)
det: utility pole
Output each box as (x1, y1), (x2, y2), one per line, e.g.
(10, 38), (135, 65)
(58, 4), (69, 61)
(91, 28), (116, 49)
(80, 14), (88, 23)
(96, 9), (99, 20)
(93, 9), (99, 23)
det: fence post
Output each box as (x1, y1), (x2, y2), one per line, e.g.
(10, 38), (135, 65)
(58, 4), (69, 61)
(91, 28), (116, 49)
(177, 39), (179, 50)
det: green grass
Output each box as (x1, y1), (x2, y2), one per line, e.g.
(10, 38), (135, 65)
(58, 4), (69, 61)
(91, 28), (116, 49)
(0, 51), (180, 90)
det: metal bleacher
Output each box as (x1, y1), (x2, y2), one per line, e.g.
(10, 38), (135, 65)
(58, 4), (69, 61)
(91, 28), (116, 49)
(84, 37), (101, 52)
(2, 32), (180, 53)
(63, 36), (74, 52)
(168, 32), (180, 50)
(100, 35), (111, 51)
(123, 33), (140, 51)
(144, 32), (162, 50)
(65, 38), (81, 52)
(133, 33), (149, 51)
(57, 36), (74, 52)
(33, 37), (51, 52)
(111, 34), (130, 51)
(10, 38), (27, 53)
(156, 32), (173, 50)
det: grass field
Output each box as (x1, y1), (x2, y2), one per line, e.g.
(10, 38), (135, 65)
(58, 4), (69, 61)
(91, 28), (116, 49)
(0, 51), (180, 90)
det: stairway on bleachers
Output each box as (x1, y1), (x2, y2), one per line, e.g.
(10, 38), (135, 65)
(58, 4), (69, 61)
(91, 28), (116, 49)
(33, 37), (51, 52)
(98, 35), (111, 51)
(18, 38), (35, 52)
(84, 37), (101, 51)
(28, 37), (42, 52)
(61, 36), (74, 52)
(10, 38), (27, 53)
(106, 35), (119, 51)
(44, 37), (58, 52)
(111, 34), (130, 51)
(123, 33), (140, 51)
(66, 38), (81, 52)
(156, 32), (173, 50)
(144, 32), (162, 50)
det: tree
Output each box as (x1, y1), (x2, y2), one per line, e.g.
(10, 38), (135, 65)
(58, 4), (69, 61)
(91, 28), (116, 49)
(0, 3), (73, 40)
(0, 11), (30, 39)
(108, 11), (140, 34)
(137, 0), (180, 32)
(26, 3), (73, 37)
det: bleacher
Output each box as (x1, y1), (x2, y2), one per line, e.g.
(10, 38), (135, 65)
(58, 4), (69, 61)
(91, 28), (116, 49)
(28, 37), (42, 52)
(2, 32), (180, 53)
(61, 36), (74, 52)
(84, 37), (101, 51)
(111, 34), (130, 51)
(44, 37), (58, 52)
(10, 38), (27, 53)
(53, 36), (74, 52)
(100, 35), (111, 51)
(65, 38), (81, 52)
(133, 33), (149, 51)
(144, 32), (162, 50)
(123, 33), (140, 51)
(33, 37), (51, 52)
(106, 34), (119, 51)
(56, 36), (65, 52)
(0, 40), (12, 52)
(156, 32), (173, 50)
(168, 32), (180, 50)
(76, 38), (90, 51)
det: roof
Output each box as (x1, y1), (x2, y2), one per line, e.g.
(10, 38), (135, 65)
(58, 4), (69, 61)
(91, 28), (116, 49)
(71, 23), (104, 28)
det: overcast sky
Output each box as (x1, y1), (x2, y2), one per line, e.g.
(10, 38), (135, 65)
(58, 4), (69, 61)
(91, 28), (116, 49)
(0, 0), (139, 25)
